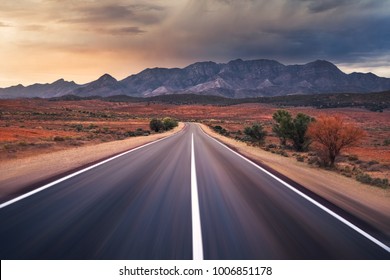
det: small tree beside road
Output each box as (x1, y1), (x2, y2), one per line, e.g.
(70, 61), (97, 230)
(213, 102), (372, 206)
(291, 113), (314, 152)
(272, 110), (313, 151)
(307, 115), (366, 167)
(244, 123), (267, 144)
(149, 118), (164, 132)
(272, 110), (294, 146)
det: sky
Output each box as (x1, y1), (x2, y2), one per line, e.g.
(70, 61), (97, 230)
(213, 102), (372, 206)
(0, 0), (389, 87)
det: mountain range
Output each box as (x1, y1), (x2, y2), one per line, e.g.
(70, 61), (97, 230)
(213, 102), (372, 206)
(1, 59), (390, 99)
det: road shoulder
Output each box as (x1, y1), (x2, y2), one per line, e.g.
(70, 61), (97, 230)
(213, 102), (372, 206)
(199, 123), (390, 239)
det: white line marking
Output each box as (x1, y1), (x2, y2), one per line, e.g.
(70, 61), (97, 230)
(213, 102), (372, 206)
(191, 133), (204, 260)
(201, 127), (390, 253)
(0, 133), (178, 209)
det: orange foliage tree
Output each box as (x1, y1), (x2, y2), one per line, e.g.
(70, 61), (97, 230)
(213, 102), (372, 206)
(307, 115), (366, 167)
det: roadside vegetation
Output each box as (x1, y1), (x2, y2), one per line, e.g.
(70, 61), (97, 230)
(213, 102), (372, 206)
(149, 117), (178, 132)
(307, 115), (366, 167)
(210, 109), (388, 189)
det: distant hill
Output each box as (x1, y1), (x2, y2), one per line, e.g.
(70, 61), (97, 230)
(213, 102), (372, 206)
(49, 91), (390, 111)
(0, 79), (78, 98)
(2, 59), (390, 99)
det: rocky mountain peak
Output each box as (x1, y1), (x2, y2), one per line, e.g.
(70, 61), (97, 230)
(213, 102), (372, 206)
(1, 59), (390, 99)
(97, 74), (117, 83)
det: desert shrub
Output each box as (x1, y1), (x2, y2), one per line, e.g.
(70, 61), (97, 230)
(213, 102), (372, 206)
(213, 125), (229, 136)
(356, 173), (372, 184)
(277, 150), (289, 157)
(69, 140), (83, 146)
(135, 129), (145, 136)
(307, 115), (365, 167)
(87, 124), (98, 130)
(18, 141), (28, 146)
(244, 123), (267, 144)
(356, 173), (389, 188)
(149, 118), (164, 132)
(296, 155), (305, 162)
(308, 156), (320, 165)
(150, 117), (178, 132)
(384, 139), (390, 146)
(74, 124), (84, 132)
(125, 131), (136, 137)
(367, 164), (381, 172)
(53, 136), (65, 141)
(162, 117), (178, 130)
(348, 155), (359, 161)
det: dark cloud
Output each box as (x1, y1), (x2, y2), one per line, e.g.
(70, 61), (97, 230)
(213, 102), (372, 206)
(62, 2), (166, 26)
(113, 26), (146, 34)
(155, 0), (390, 68)
(301, 0), (355, 13)
(94, 26), (146, 35)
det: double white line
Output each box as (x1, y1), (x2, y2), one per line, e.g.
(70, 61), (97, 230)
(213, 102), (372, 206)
(191, 133), (204, 260)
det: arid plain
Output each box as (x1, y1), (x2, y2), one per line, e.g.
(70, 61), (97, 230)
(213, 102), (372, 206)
(0, 98), (389, 250)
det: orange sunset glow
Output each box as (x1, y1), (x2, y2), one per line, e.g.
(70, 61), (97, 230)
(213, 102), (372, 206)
(1, 0), (390, 87)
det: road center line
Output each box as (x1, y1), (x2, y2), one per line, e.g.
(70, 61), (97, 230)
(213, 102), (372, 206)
(191, 133), (204, 260)
(201, 128), (390, 254)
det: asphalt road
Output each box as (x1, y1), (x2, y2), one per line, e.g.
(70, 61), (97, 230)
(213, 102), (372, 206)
(0, 123), (389, 259)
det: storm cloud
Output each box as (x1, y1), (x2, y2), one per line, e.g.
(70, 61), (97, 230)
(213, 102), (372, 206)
(0, 0), (389, 87)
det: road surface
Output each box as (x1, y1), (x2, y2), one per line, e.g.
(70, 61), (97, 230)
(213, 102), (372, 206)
(0, 123), (389, 259)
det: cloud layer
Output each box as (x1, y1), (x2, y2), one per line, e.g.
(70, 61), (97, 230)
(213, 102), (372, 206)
(0, 0), (389, 87)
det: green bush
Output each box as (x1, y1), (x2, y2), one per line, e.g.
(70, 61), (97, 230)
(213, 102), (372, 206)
(213, 125), (229, 136)
(150, 117), (178, 132)
(356, 173), (389, 188)
(162, 117), (178, 130)
(272, 110), (314, 151)
(243, 123), (267, 144)
(53, 136), (65, 141)
(149, 118), (164, 132)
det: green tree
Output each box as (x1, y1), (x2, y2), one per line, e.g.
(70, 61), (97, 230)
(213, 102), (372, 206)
(244, 123), (267, 144)
(149, 118), (164, 132)
(273, 110), (313, 151)
(272, 110), (294, 145)
(291, 113), (314, 151)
